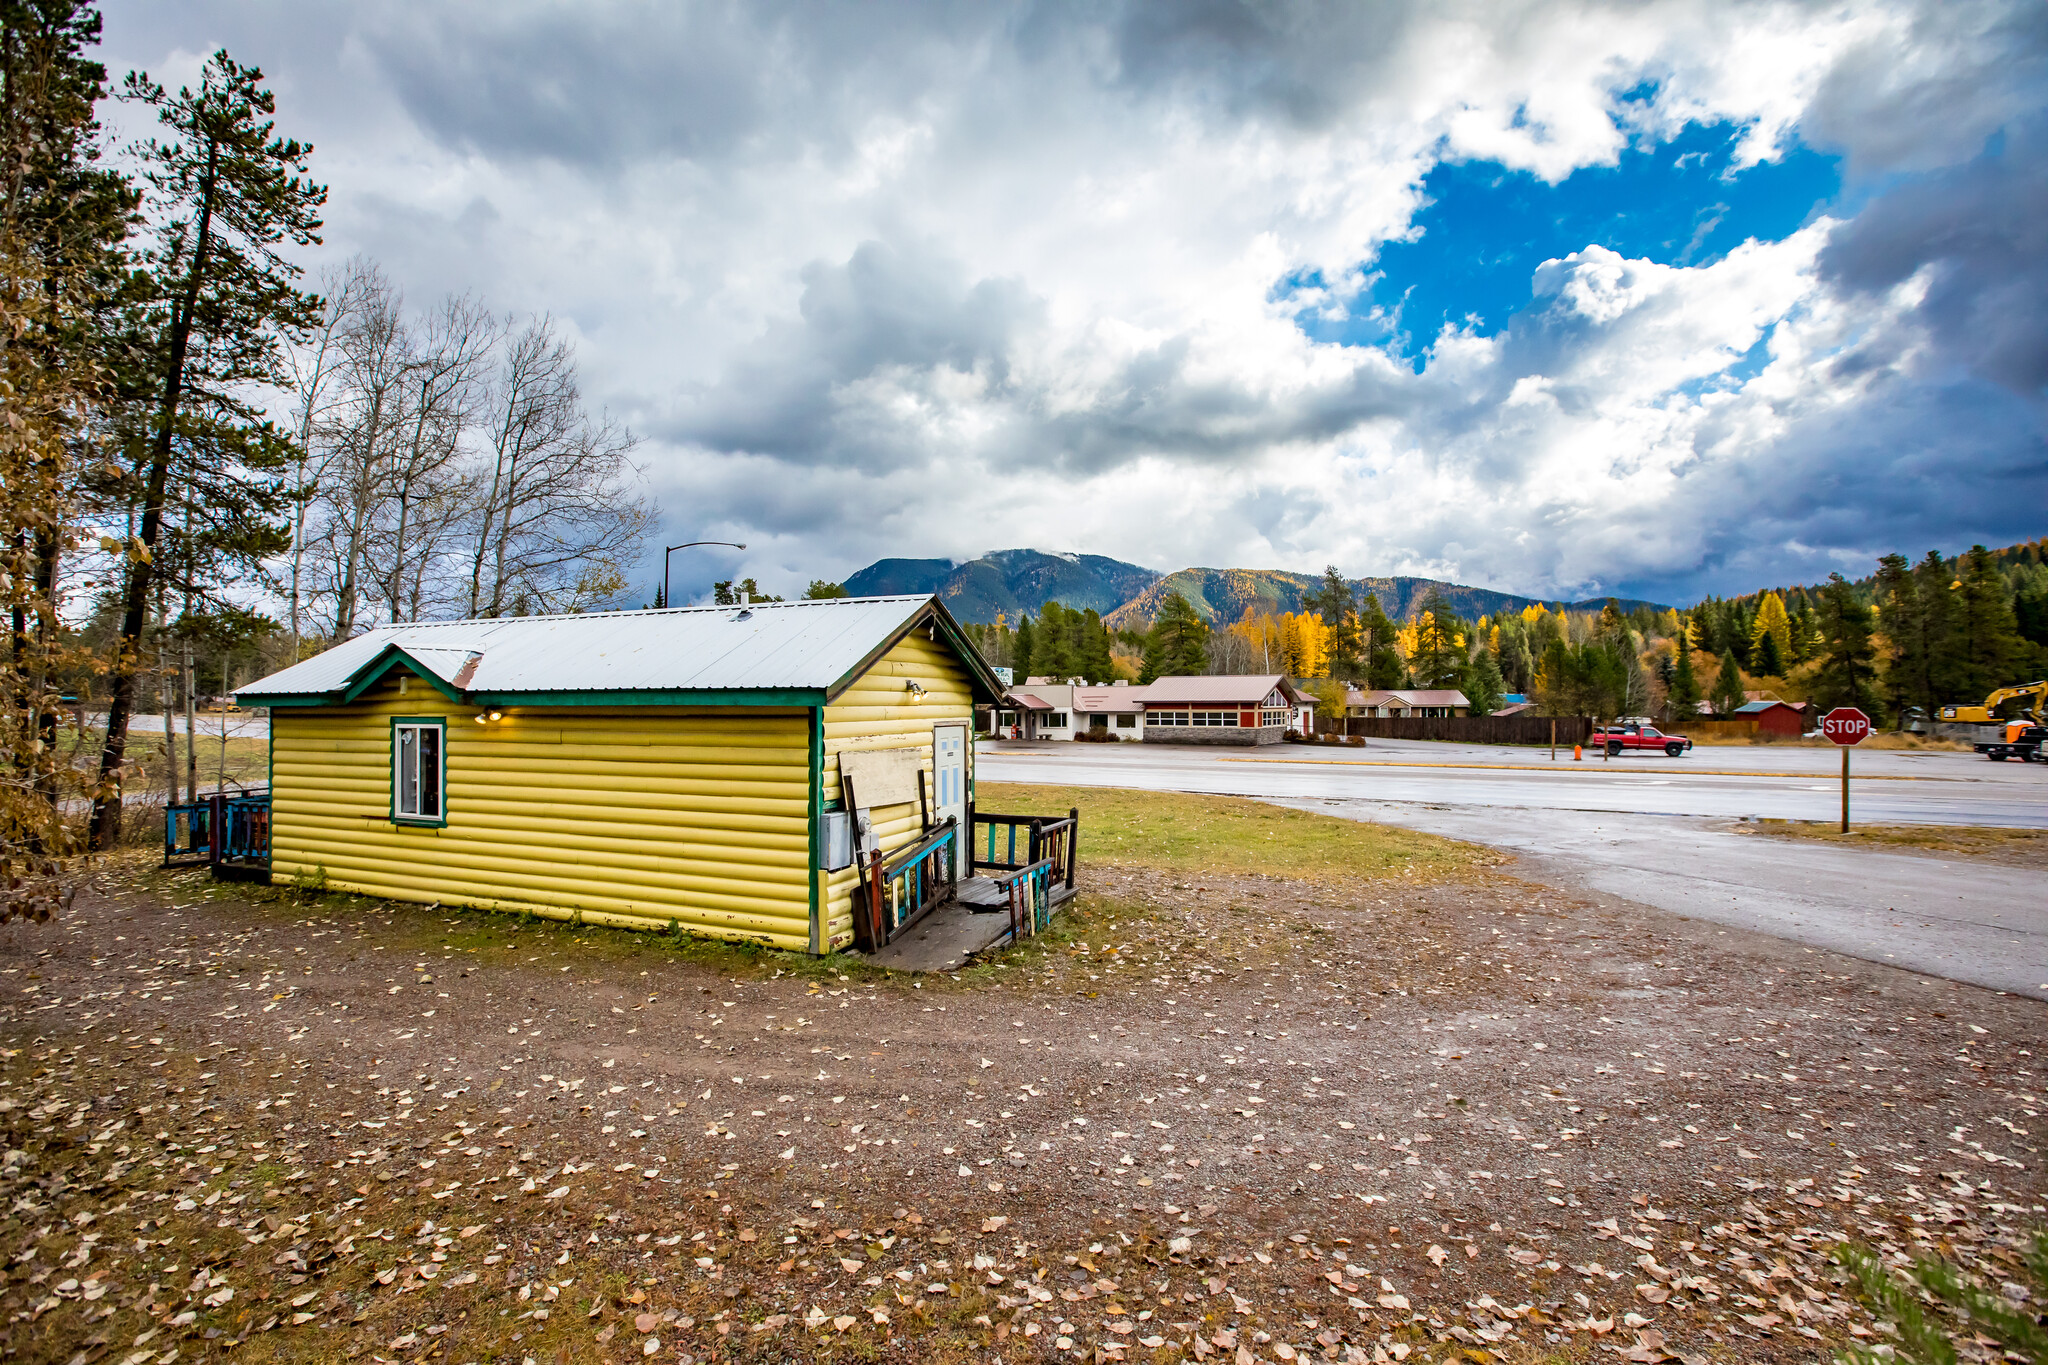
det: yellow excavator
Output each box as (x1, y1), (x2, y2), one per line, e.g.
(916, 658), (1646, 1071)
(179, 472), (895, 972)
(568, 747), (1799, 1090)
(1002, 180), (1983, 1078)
(1939, 680), (2045, 761)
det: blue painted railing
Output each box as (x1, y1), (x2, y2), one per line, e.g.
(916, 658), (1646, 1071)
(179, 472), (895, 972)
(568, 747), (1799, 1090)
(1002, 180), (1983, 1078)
(163, 790), (271, 876)
(163, 800), (213, 869)
(860, 817), (959, 949)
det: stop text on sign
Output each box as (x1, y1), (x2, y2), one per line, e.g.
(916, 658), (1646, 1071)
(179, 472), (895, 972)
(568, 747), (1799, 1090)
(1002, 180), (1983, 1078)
(1821, 707), (1871, 746)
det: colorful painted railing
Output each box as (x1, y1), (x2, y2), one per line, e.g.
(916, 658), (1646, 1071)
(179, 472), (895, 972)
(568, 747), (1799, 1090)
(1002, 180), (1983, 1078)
(857, 816), (959, 950)
(163, 790), (271, 878)
(970, 808), (1078, 900)
(993, 856), (1057, 943)
(163, 800), (213, 870)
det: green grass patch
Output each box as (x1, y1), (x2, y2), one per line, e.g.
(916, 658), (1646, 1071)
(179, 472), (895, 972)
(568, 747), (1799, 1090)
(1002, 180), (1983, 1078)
(977, 781), (1495, 885)
(1736, 820), (2048, 866)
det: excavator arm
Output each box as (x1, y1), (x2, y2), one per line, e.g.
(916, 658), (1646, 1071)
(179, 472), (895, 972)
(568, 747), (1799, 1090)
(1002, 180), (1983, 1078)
(1939, 680), (2046, 724)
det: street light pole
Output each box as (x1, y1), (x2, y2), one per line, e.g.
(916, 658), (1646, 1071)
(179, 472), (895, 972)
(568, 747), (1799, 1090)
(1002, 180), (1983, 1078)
(663, 541), (746, 609)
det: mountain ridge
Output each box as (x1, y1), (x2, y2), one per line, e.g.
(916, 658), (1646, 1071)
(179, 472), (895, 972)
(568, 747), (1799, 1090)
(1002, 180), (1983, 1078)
(841, 549), (1670, 625)
(1101, 567), (1668, 632)
(843, 549), (1161, 621)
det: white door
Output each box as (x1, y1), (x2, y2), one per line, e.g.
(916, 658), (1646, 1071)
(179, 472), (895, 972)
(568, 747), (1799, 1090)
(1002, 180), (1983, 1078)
(932, 723), (968, 876)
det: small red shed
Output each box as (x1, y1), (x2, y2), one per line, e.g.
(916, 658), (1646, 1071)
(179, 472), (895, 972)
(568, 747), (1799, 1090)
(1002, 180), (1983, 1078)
(1734, 700), (1809, 736)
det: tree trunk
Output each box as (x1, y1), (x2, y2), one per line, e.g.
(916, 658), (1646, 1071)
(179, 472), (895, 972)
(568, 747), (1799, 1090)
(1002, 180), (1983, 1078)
(161, 644), (176, 806)
(88, 140), (217, 850)
(30, 524), (58, 812)
(182, 640), (196, 802)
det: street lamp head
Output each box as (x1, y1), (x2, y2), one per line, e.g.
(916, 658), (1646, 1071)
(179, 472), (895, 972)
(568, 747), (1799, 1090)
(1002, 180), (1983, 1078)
(662, 540), (748, 607)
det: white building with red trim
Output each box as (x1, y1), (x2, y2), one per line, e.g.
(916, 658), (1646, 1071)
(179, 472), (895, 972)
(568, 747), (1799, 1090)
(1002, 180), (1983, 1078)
(997, 675), (1305, 745)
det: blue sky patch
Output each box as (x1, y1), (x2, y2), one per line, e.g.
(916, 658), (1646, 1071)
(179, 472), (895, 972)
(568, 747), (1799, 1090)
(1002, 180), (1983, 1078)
(1294, 121), (1841, 361)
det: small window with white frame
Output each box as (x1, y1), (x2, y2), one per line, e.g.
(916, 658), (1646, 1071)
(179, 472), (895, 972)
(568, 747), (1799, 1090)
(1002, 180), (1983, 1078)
(393, 718), (446, 824)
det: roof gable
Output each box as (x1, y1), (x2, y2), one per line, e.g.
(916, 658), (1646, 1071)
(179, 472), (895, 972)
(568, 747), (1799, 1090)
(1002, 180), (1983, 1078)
(1138, 674), (1299, 706)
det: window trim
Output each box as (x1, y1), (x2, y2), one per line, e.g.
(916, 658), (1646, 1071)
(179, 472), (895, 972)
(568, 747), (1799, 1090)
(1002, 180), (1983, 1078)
(390, 715), (448, 827)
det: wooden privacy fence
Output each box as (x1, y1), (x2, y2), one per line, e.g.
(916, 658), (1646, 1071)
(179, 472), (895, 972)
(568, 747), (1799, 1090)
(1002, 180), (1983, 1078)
(1331, 715), (1594, 745)
(1682, 719), (1764, 739)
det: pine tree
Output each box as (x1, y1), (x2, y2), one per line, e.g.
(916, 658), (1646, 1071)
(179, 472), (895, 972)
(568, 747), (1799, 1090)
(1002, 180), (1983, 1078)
(1141, 591), (1208, 682)
(1409, 591), (1466, 689)
(1356, 591), (1404, 689)
(1597, 599), (1626, 638)
(1034, 601), (1073, 679)
(90, 51), (325, 850)
(1079, 607), (1113, 683)
(1012, 614), (1036, 681)
(1668, 640), (1701, 718)
(1749, 591), (1792, 675)
(1813, 572), (1880, 717)
(1464, 649), (1506, 716)
(1750, 626), (1785, 679)
(1944, 545), (2022, 701)
(1305, 566), (1360, 679)
(1787, 596), (1813, 663)
(3, 0), (135, 866)
(803, 580), (848, 599)
(1875, 554), (1924, 721)
(1711, 647), (1746, 716)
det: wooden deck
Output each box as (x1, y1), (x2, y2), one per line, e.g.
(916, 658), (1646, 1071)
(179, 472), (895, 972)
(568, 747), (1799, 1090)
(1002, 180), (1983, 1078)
(863, 876), (1074, 973)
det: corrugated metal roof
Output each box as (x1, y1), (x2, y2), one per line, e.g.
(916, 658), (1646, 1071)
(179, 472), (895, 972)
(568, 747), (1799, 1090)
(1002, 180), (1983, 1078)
(238, 595), (982, 702)
(1140, 674), (1294, 705)
(1345, 688), (1470, 707)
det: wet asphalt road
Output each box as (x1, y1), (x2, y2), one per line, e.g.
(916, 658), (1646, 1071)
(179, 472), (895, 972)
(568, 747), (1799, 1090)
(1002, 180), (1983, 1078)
(979, 738), (2048, 1000)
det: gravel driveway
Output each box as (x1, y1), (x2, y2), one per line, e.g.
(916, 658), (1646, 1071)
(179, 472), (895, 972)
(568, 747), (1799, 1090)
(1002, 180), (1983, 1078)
(3, 854), (2042, 1364)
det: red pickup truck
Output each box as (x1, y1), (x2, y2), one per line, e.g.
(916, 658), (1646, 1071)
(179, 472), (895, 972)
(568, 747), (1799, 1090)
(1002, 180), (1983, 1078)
(1589, 723), (1693, 757)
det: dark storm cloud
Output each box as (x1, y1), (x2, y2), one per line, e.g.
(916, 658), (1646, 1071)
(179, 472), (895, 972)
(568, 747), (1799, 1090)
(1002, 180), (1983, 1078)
(356, 5), (1002, 169)
(1820, 114), (2048, 400)
(673, 240), (1042, 468)
(1803, 0), (2048, 175)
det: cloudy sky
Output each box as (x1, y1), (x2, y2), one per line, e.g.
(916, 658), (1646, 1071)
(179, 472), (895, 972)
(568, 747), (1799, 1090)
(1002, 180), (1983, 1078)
(102, 1), (2047, 605)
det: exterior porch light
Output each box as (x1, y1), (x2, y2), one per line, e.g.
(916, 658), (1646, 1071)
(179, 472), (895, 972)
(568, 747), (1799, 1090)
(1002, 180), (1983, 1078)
(905, 681), (928, 702)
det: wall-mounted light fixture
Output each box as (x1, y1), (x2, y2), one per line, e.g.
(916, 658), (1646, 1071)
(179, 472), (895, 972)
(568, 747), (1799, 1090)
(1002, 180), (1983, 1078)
(904, 681), (928, 703)
(473, 709), (505, 725)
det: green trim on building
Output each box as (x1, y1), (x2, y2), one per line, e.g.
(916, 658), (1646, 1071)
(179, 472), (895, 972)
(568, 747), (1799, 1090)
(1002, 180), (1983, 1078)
(340, 649), (467, 705)
(807, 705), (824, 957)
(388, 714), (449, 828)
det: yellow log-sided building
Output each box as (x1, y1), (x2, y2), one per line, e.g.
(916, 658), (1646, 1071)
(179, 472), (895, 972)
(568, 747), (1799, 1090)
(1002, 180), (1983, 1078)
(235, 595), (1003, 954)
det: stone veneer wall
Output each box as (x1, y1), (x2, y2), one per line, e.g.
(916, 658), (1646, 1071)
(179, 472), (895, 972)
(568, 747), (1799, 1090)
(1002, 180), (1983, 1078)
(1141, 725), (1285, 747)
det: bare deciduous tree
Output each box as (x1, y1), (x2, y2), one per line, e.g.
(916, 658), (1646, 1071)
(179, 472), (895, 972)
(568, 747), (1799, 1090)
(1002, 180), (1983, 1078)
(310, 269), (405, 639)
(366, 293), (495, 624)
(283, 257), (379, 660)
(290, 285), (653, 636)
(464, 314), (649, 618)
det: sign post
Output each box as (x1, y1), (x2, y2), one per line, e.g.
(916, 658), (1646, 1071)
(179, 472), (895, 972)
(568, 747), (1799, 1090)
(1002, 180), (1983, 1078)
(1820, 707), (1872, 832)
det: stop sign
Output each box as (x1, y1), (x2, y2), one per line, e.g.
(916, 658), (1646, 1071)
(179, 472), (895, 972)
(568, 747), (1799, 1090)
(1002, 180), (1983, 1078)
(1821, 707), (1871, 745)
